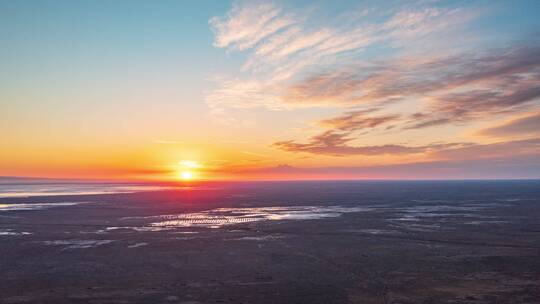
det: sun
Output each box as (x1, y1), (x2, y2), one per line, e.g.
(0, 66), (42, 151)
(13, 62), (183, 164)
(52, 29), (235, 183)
(176, 160), (202, 181)
(180, 171), (194, 180)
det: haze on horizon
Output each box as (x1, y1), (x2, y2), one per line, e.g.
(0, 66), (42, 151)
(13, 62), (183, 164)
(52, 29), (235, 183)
(1, 0), (540, 181)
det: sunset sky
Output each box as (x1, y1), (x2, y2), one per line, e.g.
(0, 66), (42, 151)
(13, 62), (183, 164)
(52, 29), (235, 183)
(1, 0), (540, 181)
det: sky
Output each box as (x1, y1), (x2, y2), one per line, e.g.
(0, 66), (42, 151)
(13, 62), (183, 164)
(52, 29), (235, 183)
(1, 0), (540, 181)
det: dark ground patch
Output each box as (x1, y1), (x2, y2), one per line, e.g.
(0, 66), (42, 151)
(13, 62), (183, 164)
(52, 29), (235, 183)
(1, 181), (539, 303)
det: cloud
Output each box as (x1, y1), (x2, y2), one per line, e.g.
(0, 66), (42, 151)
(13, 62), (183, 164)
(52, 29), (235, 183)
(405, 58), (540, 128)
(209, 2), (540, 131)
(477, 112), (540, 138)
(207, 1), (478, 110)
(263, 138), (540, 180)
(209, 2), (296, 51)
(433, 138), (540, 160)
(317, 109), (400, 131)
(235, 153), (540, 179)
(273, 130), (468, 156)
(287, 43), (540, 113)
(209, 1), (540, 168)
(274, 128), (540, 160)
(273, 43), (540, 150)
(209, 2), (539, 111)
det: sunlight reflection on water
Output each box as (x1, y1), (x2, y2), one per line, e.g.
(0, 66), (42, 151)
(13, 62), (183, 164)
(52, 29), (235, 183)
(0, 229), (32, 236)
(128, 206), (373, 229)
(0, 184), (180, 198)
(42, 239), (114, 249)
(0, 202), (83, 211)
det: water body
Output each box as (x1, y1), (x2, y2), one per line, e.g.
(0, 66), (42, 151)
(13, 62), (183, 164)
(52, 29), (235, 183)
(0, 177), (182, 198)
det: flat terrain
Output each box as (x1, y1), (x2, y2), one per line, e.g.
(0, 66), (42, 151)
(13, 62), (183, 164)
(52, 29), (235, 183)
(1, 181), (539, 304)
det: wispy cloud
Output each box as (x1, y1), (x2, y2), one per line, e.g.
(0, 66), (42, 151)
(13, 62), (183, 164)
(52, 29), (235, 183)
(210, 2), (296, 51)
(317, 109), (400, 132)
(284, 43), (540, 116)
(209, 1), (540, 165)
(235, 153), (540, 179)
(273, 130), (470, 157)
(434, 138), (540, 160)
(275, 135), (540, 166)
(207, 1), (477, 110)
(477, 112), (540, 138)
(403, 45), (540, 128)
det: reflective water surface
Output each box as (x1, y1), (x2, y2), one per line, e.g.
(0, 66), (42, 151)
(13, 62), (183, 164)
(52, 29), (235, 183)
(42, 240), (114, 250)
(0, 202), (83, 211)
(0, 179), (181, 198)
(125, 206), (373, 229)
